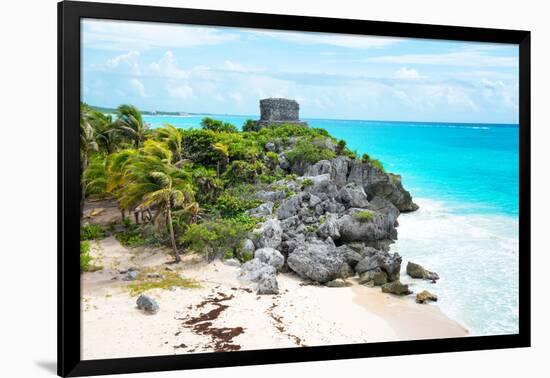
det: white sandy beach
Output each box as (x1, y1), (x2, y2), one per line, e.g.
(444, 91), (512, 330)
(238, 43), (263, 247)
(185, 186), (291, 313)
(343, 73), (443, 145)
(81, 234), (467, 360)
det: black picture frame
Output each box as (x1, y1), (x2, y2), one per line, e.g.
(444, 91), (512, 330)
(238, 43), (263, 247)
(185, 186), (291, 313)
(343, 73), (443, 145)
(58, 1), (531, 376)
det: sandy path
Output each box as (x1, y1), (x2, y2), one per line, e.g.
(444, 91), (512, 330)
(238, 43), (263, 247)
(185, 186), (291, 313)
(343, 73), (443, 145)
(81, 237), (467, 360)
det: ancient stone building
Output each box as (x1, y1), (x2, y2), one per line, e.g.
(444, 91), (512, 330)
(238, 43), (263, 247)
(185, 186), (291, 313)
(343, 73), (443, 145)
(256, 98), (308, 128)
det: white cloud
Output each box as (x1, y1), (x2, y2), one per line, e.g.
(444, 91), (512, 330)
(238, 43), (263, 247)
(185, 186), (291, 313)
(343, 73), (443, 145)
(368, 47), (518, 67)
(82, 19), (238, 51)
(149, 51), (188, 79)
(251, 30), (401, 49)
(90, 50), (141, 75)
(168, 85), (193, 100)
(222, 60), (249, 73)
(128, 78), (146, 97)
(395, 67), (421, 80)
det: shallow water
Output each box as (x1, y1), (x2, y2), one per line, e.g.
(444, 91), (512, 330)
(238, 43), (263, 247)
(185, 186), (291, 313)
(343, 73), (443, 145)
(144, 114), (520, 336)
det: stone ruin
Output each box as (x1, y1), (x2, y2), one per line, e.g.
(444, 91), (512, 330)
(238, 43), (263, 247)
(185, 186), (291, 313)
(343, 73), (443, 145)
(256, 98), (308, 128)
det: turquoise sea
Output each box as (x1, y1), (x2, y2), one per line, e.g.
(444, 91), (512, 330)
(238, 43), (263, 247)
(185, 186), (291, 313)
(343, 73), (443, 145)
(144, 114), (520, 336)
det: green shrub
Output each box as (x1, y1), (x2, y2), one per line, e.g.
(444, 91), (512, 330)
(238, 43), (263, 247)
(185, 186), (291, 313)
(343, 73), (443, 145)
(301, 178), (314, 189)
(336, 139), (347, 155)
(115, 228), (147, 247)
(286, 137), (336, 166)
(353, 210), (375, 223)
(181, 129), (218, 166)
(80, 224), (105, 240)
(126, 268), (200, 296)
(180, 218), (250, 261)
(264, 151), (280, 171)
(241, 250), (254, 262)
(370, 159), (385, 172)
(361, 153), (385, 172)
(222, 160), (266, 185)
(80, 241), (91, 271)
(192, 166), (224, 205)
(201, 117), (238, 133)
(242, 119), (260, 132)
(215, 185), (262, 218)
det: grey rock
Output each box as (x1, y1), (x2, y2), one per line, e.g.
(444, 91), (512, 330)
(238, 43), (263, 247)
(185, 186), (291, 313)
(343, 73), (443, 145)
(287, 239), (345, 283)
(325, 278), (352, 288)
(317, 213), (341, 240)
(279, 153), (290, 170)
(332, 156), (350, 188)
(265, 142), (276, 152)
(302, 174), (337, 196)
(355, 250), (402, 281)
(238, 258), (277, 283)
(254, 247), (285, 271)
(242, 239), (256, 254)
(257, 274), (279, 295)
(277, 193), (305, 220)
(339, 183), (369, 208)
(406, 261), (440, 282)
(337, 208), (392, 242)
(309, 194), (322, 207)
(223, 258), (241, 267)
(336, 244), (363, 268)
(381, 281), (412, 296)
(255, 218), (283, 249)
(246, 201), (274, 218)
(358, 268), (388, 286)
(416, 290), (438, 304)
(136, 295), (159, 314)
(363, 164), (418, 212)
(347, 159), (364, 187)
(123, 271), (138, 281)
(256, 190), (286, 203)
(306, 160), (332, 176)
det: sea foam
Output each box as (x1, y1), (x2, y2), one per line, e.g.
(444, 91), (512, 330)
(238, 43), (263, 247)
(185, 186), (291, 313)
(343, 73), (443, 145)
(393, 198), (519, 336)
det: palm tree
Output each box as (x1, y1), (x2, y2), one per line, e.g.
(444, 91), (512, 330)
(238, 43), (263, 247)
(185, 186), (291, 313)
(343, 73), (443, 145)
(156, 124), (184, 163)
(192, 166), (223, 204)
(80, 104), (98, 217)
(116, 104), (147, 148)
(132, 170), (194, 262)
(212, 142), (229, 177)
(90, 111), (120, 154)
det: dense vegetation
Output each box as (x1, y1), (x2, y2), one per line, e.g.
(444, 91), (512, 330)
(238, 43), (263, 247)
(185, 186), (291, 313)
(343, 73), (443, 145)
(79, 103), (371, 266)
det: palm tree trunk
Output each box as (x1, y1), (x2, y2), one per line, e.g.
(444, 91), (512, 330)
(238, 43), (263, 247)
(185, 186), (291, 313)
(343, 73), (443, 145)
(167, 208), (180, 263)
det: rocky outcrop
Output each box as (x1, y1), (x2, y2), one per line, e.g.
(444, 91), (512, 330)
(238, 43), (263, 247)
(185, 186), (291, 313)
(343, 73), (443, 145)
(416, 290), (438, 304)
(300, 157), (418, 212)
(287, 238), (345, 283)
(237, 153), (419, 287)
(406, 261), (440, 282)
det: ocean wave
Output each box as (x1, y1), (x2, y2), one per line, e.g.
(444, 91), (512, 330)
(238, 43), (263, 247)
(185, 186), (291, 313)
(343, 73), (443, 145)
(393, 197), (519, 336)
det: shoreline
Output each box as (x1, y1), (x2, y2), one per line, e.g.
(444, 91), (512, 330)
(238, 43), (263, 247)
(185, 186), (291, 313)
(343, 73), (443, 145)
(81, 236), (467, 361)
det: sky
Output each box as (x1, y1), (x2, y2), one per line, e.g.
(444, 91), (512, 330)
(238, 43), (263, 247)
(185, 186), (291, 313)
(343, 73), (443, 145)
(81, 19), (519, 124)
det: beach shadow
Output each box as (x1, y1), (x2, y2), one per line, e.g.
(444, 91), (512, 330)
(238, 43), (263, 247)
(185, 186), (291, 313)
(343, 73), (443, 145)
(35, 361), (57, 374)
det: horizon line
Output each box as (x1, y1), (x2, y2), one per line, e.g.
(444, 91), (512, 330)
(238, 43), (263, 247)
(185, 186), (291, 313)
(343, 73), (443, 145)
(89, 104), (519, 127)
